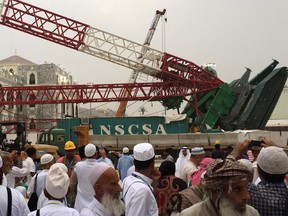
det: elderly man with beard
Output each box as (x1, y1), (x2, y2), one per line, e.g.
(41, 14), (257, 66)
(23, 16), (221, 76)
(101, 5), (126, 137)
(180, 141), (260, 216)
(0, 155), (30, 216)
(80, 162), (124, 216)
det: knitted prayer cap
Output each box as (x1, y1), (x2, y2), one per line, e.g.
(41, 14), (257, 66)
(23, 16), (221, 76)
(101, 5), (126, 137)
(123, 147), (129, 154)
(40, 154), (53, 165)
(257, 146), (288, 174)
(85, 143), (97, 157)
(190, 147), (205, 155)
(133, 143), (155, 161)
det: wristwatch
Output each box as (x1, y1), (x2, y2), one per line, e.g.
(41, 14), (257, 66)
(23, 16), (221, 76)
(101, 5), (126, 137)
(226, 155), (236, 161)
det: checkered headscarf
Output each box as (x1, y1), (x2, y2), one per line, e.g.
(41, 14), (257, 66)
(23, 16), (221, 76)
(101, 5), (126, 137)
(202, 159), (250, 191)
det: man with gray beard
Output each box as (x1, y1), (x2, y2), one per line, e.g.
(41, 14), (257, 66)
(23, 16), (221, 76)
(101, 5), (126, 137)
(180, 141), (260, 216)
(80, 162), (124, 216)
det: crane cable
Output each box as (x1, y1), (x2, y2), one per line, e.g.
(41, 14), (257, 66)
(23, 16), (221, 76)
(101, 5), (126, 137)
(161, 12), (167, 52)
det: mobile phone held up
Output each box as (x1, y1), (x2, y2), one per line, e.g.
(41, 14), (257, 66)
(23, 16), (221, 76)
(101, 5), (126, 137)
(248, 140), (263, 149)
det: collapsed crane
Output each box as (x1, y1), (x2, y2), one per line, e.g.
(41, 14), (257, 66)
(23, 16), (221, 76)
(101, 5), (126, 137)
(0, 1), (222, 112)
(0, 0), (287, 131)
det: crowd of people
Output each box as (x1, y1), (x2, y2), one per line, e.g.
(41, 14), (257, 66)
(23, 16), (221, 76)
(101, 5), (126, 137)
(0, 137), (287, 216)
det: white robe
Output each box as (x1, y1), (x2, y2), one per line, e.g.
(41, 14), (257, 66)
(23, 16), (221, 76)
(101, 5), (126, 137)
(74, 158), (98, 212)
(122, 172), (158, 216)
(28, 200), (79, 216)
(80, 197), (113, 216)
(0, 185), (30, 216)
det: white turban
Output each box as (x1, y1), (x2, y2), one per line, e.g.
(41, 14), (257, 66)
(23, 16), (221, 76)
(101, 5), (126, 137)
(50, 163), (68, 173)
(88, 162), (110, 186)
(46, 166), (69, 199)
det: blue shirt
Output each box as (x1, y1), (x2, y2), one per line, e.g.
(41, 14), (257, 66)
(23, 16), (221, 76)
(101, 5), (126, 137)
(248, 181), (288, 216)
(117, 154), (134, 181)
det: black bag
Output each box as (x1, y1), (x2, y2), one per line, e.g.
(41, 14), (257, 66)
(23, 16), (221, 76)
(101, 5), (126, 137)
(28, 173), (39, 211)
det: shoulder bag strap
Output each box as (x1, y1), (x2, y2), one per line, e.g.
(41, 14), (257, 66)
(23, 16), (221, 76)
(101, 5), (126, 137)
(6, 187), (12, 216)
(122, 180), (145, 200)
(34, 173), (39, 193)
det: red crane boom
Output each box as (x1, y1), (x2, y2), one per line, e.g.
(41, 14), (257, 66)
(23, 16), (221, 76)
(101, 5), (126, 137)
(0, 81), (196, 105)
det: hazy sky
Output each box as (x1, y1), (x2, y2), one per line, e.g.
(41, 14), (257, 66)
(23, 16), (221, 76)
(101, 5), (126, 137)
(0, 0), (287, 116)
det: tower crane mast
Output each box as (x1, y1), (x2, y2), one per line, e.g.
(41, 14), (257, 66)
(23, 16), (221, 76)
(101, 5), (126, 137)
(115, 9), (166, 117)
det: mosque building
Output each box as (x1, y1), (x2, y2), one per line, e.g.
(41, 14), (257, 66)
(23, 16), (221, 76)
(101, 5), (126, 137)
(0, 54), (74, 130)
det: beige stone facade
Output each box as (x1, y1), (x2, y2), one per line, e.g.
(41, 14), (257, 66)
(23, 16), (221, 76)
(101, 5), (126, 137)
(0, 54), (74, 130)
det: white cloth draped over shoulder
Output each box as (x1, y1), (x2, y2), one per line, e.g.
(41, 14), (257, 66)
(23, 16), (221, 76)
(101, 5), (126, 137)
(175, 149), (191, 177)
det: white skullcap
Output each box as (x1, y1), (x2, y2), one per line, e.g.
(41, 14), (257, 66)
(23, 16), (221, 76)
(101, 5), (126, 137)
(257, 146), (288, 174)
(88, 162), (110, 186)
(50, 163), (68, 173)
(15, 186), (27, 198)
(133, 143), (155, 161)
(191, 147), (205, 155)
(238, 159), (253, 171)
(46, 166), (69, 199)
(0, 156), (2, 168)
(123, 147), (129, 154)
(40, 154), (54, 165)
(85, 143), (97, 157)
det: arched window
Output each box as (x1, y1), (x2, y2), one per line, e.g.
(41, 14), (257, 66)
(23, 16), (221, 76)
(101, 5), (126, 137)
(29, 73), (36, 85)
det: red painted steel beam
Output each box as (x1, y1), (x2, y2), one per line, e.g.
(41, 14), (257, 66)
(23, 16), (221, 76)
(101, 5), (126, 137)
(1, 0), (89, 49)
(0, 82), (194, 106)
(160, 53), (223, 90)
